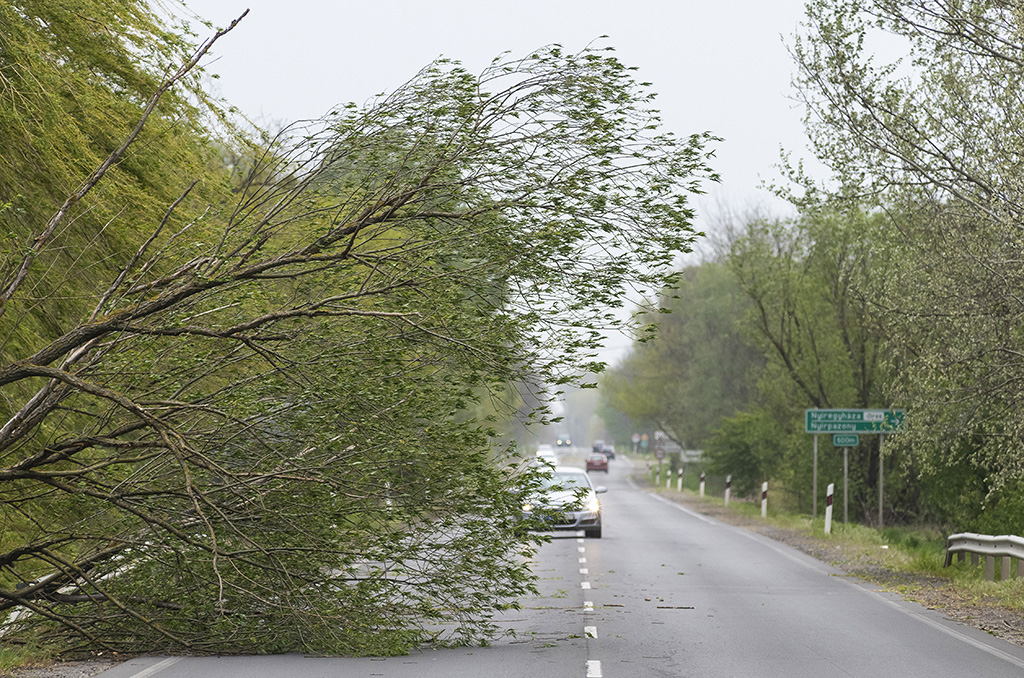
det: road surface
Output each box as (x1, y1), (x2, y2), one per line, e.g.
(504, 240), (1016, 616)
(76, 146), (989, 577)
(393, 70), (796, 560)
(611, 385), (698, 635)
(97, 455), (1024, 677)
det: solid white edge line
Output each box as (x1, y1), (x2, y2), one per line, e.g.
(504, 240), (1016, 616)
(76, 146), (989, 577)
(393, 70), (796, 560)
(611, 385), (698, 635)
(635, 477), (1024, 670)
(586, 659), (603, 677)
(726, 522), (1024, 669)
(126, 657), (182, 678)
(836, 574), (1024, 670)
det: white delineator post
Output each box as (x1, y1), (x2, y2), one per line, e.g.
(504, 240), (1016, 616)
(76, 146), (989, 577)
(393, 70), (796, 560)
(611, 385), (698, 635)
(699, 472), (706, 498)
(761, 482), (768, 518)
(724, 475), (731, 507)
(677, 468), (683, 492)
(666, 469), (672, 489)
(825, 483), (835, 535)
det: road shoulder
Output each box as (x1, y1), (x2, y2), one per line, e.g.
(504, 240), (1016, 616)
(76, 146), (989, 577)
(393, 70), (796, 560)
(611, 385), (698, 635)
(648, 484), (1024, 649)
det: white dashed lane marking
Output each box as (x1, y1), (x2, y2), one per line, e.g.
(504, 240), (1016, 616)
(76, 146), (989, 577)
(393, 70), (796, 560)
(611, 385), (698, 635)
(579, 536), (599, 677)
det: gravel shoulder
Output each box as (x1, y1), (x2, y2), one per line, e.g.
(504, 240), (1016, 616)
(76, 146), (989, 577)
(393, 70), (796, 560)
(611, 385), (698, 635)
(658, 488), (1024, 648)
(1, 658), (122, 678)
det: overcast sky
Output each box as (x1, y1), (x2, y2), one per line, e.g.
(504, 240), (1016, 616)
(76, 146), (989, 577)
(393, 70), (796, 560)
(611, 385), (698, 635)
(178, 0), (818, 362)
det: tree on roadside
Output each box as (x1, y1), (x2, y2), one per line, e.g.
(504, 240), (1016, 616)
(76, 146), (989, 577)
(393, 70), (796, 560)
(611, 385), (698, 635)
(0, 2), (718, 655)
(599, 261), (761, 450)
(791, 0), (1024, 530)
(719, 209), (894, 516)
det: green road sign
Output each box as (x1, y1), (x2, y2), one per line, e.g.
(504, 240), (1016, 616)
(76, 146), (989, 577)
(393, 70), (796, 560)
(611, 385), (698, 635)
(833, 434), (859, 447)
(805, 409), (904, 434)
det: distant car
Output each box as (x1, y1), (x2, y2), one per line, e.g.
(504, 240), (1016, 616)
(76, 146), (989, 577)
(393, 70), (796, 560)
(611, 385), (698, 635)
(586, 453), (609, 473)
(536, 447), (558, 467)
(592, 439), (604, 454)
(521, 466), (607, 538)
(556, 436), (572, 447)
(601, 444), (616, 460)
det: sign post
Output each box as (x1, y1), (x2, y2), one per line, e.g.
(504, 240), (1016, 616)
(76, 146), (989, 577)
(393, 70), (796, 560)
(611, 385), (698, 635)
(805, 409), (903, 528)
(879, 434), (885, 528)
(832, 434), (858, 524)
(813, 434), (818, 517)
(844, 447), (849, 524)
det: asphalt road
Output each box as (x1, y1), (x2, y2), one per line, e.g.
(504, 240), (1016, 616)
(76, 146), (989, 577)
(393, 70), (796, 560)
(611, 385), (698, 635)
(97, 454), (1024, 678)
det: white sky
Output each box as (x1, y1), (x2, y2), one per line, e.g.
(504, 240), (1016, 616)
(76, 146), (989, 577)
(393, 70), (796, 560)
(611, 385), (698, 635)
(177, 0), (818, 363)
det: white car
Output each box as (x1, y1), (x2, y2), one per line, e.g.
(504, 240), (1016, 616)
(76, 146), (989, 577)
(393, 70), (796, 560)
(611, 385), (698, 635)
(536, 444), (557, 466)
(536, 452), (557, 467)
(522, 466), (607, 538)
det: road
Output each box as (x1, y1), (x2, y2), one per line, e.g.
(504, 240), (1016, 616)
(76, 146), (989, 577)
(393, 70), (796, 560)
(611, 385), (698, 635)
(97, 455), (1024, 678)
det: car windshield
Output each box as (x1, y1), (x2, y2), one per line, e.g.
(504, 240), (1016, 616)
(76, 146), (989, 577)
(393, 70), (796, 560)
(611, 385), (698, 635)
(541, 470), (590, 490)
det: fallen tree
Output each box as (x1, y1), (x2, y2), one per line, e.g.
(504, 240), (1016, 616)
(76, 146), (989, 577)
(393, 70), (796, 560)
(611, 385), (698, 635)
(0, 2), (717, 655)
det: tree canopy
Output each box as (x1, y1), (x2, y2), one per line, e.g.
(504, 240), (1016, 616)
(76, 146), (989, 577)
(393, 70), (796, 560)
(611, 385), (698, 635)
(600, 261), (761, 451)
(600, 0), (1024, 530)
(791, 0), (1024, 528)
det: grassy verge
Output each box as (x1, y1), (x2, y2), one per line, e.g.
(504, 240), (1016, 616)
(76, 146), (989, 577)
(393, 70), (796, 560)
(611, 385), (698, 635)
(0, 642), (52, 674)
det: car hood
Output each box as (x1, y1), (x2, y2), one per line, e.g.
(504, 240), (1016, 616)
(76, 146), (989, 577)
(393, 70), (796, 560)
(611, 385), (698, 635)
(536, 488), (593, 509)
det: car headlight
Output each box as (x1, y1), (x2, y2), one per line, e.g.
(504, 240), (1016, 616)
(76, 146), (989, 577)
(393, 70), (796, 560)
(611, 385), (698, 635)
(522, 503), (533, 512)
(587, 497), (600, 512)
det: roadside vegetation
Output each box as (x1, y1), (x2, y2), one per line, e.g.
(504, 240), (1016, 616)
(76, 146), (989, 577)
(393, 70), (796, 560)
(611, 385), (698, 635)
(601, 0), (1024, 539)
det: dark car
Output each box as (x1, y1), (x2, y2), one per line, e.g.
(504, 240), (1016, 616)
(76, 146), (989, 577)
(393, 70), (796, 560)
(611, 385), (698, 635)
(586, 453), (609, 473)
(601, 444), (616, 460)
(521, 466), (607, 538)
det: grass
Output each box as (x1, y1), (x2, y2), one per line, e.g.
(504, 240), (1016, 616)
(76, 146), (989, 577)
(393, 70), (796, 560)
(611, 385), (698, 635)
(0, 641), (52, 673)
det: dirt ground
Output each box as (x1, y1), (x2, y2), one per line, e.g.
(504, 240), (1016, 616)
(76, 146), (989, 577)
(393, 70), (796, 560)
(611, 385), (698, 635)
(664, 490), (1024, 648)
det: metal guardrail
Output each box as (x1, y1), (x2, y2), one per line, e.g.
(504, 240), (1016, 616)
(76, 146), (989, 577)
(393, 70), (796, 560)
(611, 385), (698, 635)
(945, 532), (1024, 581)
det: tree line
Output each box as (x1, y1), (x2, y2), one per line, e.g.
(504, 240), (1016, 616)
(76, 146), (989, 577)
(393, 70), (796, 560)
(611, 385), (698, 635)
(601, 0), (1024, 535)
